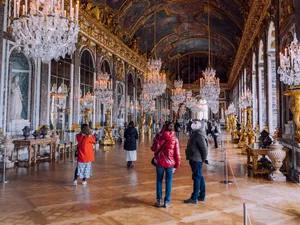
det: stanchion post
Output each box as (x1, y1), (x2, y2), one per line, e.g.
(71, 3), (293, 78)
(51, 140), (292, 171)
(243, 202), (248, 225)
(220, 149), (233, 184)
(1, 148), (9, 184)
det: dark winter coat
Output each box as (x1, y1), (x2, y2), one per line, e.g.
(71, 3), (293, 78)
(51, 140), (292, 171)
(186, 129), (208, 162)
(124, 126), (138, 151)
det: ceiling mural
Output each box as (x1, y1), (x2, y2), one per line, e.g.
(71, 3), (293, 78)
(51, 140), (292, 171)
(95, 0), (250, 83)
(135, 9), (180, 54)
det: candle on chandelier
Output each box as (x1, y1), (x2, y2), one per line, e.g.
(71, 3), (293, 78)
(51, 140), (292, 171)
(61, 0), (64, 15)
(70, 0), (73, 18)
(76, 1), (79, 22)
(25, 0), (27, 15)
(14, 0), (16, 18)
(37, 0), (40, 13)
(16, 0), (20, 18)
(71, 7), (74, 20)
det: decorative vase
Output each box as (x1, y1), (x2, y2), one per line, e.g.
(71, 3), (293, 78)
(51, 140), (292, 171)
(22, 126), (31, 140)
(40, 125), (48, 139)
(0, 135), (15, 168)
(32, 130), (40, 139)
(267, 142), (287, 181)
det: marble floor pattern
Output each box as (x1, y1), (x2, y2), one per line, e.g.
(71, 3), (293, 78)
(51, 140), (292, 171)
(1, 133), (300, 225)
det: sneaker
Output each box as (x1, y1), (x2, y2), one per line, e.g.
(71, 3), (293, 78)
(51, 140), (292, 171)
(184, 198), (198, 204)
(73, 180), (77, 186)
(82, 180), (87, 185)
(164, 202), (171, 208)
(154, 200), (163, 207)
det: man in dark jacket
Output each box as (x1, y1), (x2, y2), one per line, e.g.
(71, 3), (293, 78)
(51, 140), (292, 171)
(184, 120), (209, 204)
(124, 121), (138, 168)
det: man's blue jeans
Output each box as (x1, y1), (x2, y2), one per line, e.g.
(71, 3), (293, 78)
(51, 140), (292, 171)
(156, 166), (174, 203)
(189, 160), (206, 200)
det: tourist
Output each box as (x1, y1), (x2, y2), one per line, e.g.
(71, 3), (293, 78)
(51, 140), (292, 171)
(124, 121), (139, 168)
(174, 120), (181, 138)
(73, 124), (96, 186)
(211, 121), (221, 148)
(184, 121), (209, 204)
(151, 121), (181, 208)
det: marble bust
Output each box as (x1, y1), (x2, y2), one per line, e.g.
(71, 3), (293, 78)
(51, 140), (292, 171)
(10, 76), (23, 120)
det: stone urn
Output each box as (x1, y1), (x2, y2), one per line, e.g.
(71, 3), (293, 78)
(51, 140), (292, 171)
(22, 126), (31, 140)
(267, 141), (287, 182)
(0, 135), (15, 168)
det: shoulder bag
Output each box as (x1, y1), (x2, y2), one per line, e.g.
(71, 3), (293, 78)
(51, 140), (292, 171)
(151, 141), (167, 167)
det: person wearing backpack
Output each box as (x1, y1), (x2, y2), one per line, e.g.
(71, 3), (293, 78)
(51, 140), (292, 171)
(151, 121), (181, 208)
(124, 121), (139, 168)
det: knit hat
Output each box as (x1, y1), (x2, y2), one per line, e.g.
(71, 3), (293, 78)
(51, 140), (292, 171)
(191, 121), (202, 130)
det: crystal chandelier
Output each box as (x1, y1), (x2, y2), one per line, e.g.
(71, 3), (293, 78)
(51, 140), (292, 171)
(179, 104), (186, 118)
(172, 102), (179, 112)
(278, 33), (300, 86)
(184, 90), (197, 108)
(190, 99), (206, 113)
(200, 3), (220, 103)
(171, 79), (186, 104)
(210, 100), (219, 114)
(161, 108), (170, 115)
(12, 0), (79, 63)
(200, 68), (220, 102)
(51, 83), (68, 109)
(143, 59), (166, 98)
(94, 71), (113, 105)
(239, 88), (252, 109)
(80, 90), (94, 110)
(226, 102), (236, 115)
(141, 91), (155, 112)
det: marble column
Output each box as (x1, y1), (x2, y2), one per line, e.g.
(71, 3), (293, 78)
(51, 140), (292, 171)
(39, 63), (50, 126)
(0, 1), (5, 131)
(294, 0), (300, 39)
(72, 46), (80, 126)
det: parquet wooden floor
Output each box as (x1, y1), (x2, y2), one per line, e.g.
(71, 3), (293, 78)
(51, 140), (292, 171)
(0, 133), (300, 225)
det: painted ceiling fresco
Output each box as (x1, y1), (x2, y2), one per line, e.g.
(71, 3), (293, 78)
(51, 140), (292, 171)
(98, 0), (250, 83)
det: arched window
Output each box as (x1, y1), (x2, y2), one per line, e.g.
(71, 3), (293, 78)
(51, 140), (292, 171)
(258, 40), (267, 130)
(267, 22), (278, 134)
(8, 50), (31, 123)
(80, 50), (95, 125)
(50, 55), (71, 130)
(252, 53), (258, 127)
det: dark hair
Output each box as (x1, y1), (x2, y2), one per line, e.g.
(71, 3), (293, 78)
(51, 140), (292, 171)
(81, 124), (89, 130)
(129, 121), (134, 127)
(164, 121), (173, 130)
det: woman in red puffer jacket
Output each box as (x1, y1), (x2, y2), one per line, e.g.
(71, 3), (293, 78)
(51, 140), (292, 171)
(151, 121), (181, 208)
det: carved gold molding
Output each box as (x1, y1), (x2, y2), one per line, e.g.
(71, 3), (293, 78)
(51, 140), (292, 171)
(1, 0), (6, 5)
(228, 0), (271, 89)
(78, 7), (147, 73)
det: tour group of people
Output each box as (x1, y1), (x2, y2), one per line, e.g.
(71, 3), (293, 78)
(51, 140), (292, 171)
(72, 118), (221, 208)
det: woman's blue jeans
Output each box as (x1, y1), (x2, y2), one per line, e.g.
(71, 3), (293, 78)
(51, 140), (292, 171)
(156, 166), (174, 203)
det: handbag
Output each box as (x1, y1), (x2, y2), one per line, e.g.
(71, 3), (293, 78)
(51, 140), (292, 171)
(151, 141), (167, 166)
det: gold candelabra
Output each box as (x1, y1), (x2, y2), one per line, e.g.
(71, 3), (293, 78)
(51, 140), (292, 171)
(238, 109), (248, 148)
(101, 109), (115, 146)
(140, 113), (146, 138)
(148, 114), (153, 136)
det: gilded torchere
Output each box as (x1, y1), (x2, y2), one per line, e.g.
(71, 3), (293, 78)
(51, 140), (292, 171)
(284, 89), (300, 142)
(101, 109), (115, 146)
(139, 113), (146, 138)
(231, 114), (239, 142)
(238, 109), (248, 148)
(247, 107), (255, 145)
(148, 114), (153, 136)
